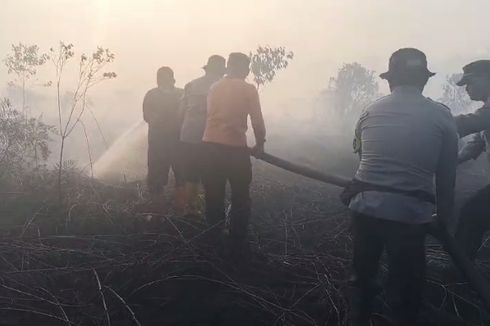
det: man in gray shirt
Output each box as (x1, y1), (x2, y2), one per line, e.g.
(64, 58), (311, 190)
(179, 55), (226, 216)
(345, 48), (458, 326)
(453, 60), (490, 260)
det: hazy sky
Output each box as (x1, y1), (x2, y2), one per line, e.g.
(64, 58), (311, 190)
(2, 0), (490, 125)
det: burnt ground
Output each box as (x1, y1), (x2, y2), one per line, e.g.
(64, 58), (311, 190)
(0, 158), (490, 325)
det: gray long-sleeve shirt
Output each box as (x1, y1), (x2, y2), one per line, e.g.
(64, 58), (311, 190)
(349, 86), (459, 224)
(180, 75), (221, 144)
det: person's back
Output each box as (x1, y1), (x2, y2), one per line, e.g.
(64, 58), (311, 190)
(180, 75), (217, 143)
(144, 86), (183, 141)
(355, 86), (454, 196)
(346, 48), (458, 326)
(142, 66), (184, 206)
(201, 52), (266, 255)
(203, 77), (265, 147)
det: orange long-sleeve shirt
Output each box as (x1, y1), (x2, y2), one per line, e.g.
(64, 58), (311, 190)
(203, 77), (266, 147)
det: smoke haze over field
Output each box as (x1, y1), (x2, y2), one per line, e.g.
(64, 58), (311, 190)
(2, 0), (490, 177)
(3, 0), (489, 100)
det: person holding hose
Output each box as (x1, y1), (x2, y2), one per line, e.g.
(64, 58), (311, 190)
(343, 48), (458, 325)
(453, 60), (490, 260)
(202, 52), (266, 255)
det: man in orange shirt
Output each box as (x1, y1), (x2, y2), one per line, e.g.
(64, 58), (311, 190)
(202, 52), (266, 253)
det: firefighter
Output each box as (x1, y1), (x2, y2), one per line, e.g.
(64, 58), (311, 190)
(143, 66), (184, 212)
(453, 60), (490, 260)
(343, 48), (458, 325)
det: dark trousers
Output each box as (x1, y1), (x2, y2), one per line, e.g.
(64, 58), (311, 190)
(202, 143), (252, 243)
(180, 142), (205, 183)
(147, 135), (183, 195)
(455, 185), (490, 260)
(350, 213), (427, 326)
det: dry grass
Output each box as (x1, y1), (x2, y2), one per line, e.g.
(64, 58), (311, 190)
(0, 162), (488, 325)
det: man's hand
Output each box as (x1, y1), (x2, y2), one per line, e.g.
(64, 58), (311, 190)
(251, 143), (265, 158)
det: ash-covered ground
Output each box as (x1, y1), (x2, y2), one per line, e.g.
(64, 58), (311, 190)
(0, 158), (489, 325)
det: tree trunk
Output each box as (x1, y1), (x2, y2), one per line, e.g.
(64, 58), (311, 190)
(57, 137), (65, 204)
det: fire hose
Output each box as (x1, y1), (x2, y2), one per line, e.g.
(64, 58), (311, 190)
(254, 151), (490, 310)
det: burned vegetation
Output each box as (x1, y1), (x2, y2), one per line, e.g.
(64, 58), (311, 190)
(1, 42), (490, 326)
(0, 161), (488, 326)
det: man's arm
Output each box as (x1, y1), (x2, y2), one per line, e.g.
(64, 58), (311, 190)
(142, 91), (153, 123)
(435, 112), (459, 222)
(455, 105), (490, 137)
(248, 86), (266, 154)
(458, 132), (485, 164)
(178, 83), (190, 127)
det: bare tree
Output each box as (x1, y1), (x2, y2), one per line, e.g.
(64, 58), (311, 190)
(49, 42), (116, 201)
(249, 45), (294, 90)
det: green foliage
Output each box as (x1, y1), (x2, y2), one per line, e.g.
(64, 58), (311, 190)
(4, 43), (50, 117)
(0, 98), (54, 184)
(4, 43), (49, 84)
(250, 45), (294, 90)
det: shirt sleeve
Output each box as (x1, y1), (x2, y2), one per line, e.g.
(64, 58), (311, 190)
(455, 105), (490, 137)
(353, 110), (369, 158)
(458, 132), (486, 162)
(248, 86), (266, 145)
(353, 115), (363, 157)
(435, 111), (459, 221)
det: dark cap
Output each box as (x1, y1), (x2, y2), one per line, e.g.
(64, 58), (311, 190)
(227, 52), (250, 70)
(456, 60), (490, 86)
(380, 48), (435, 80)
(203, 55), (226, 73)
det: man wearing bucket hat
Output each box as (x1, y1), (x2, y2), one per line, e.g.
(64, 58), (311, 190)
(345, 48), (458, 325)
(179, 55), (226, 216)
(452, 60), (490, 260)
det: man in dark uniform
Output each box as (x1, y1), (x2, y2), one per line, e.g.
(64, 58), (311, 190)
(143, 67), (184, 210)
(454, 60), (490, 260)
